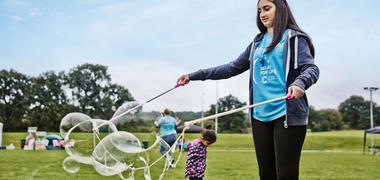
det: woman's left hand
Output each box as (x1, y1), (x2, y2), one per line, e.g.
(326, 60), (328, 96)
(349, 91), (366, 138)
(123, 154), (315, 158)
(287, 85), (304, 99)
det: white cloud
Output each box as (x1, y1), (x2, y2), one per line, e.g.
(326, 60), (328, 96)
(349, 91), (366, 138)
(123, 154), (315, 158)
(11, 16), (24, 21)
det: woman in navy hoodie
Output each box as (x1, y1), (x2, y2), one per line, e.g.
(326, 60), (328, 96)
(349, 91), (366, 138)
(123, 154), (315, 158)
(177, 0), (319, 179)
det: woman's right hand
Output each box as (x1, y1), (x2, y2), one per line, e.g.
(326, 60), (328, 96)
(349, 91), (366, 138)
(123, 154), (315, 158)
(176, 74), (190, 85)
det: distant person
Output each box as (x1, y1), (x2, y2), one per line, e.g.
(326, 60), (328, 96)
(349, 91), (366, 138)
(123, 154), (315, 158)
(154, 108), (181, 160)
(25, 132), (36, 147)
(177, 0), (319, 179)
(185, 125), (217, 180)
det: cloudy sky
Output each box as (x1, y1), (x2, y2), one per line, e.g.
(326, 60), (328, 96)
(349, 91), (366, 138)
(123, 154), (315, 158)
(1, 0), (380, 113)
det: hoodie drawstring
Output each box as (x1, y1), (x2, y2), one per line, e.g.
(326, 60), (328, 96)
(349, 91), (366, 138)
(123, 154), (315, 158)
(294, 36), (299, 69)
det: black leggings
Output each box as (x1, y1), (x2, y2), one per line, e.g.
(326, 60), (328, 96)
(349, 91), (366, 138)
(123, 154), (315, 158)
(251, 116), (306, 180)
(189, 178), (203, 180)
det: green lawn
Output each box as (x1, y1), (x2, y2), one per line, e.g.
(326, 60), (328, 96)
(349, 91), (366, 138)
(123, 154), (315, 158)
(0, 131), (379, 180)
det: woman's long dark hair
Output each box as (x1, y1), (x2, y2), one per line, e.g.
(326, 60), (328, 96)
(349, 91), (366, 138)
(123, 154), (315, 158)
(256, 0), (308, 54)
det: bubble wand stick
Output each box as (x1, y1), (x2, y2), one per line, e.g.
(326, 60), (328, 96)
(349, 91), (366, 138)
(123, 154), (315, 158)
(94, 84), (183, 131)
(184, 94), (292, 127)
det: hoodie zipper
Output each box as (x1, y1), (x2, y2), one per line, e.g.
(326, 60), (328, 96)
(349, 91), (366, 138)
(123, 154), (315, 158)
(283, 30), (292, 129)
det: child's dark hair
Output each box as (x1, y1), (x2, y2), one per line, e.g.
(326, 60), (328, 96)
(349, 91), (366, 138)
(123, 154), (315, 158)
(202, 125), (217, 144)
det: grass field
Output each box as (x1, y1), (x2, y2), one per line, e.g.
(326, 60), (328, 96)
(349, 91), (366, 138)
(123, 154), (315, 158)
(0, 131), (379, 180)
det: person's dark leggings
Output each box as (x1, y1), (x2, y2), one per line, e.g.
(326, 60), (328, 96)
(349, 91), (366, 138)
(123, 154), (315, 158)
(251, 116), (306, 180)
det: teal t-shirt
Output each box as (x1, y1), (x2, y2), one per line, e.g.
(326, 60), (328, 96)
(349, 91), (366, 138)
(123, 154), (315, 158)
(252, 29), (289, 121)
(156, 115), (177, 137)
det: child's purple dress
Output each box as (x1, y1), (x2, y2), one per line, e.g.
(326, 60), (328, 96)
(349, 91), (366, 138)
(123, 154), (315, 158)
(185, 139), (207, 178)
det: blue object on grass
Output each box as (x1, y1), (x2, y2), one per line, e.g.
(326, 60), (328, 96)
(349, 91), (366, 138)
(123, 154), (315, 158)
(42, 134), (64, 150)
(46, 145), (63, 150)
(42, 134), (63, 140)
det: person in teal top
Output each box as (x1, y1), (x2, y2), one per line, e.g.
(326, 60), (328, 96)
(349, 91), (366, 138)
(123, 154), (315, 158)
(176, 0), (319, 179)
(154, 108), (181, 159)
(252, 29), (289, 121)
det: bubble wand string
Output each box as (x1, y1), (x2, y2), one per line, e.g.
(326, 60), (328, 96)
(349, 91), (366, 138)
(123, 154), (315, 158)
(64, 84), (291, 179)
(149, 94), (293, 179)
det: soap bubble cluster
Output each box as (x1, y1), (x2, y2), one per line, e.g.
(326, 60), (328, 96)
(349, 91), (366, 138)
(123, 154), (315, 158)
(60, 101), (177, 179)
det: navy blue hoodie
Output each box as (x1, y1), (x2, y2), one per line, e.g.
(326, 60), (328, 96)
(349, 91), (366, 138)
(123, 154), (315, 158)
(188, 29), (319, 127)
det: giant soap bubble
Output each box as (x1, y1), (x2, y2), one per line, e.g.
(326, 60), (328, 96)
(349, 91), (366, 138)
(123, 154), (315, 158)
(60, 112), (91, 138)
(63, 156), (80, 174)
(60, 101), (176, 180)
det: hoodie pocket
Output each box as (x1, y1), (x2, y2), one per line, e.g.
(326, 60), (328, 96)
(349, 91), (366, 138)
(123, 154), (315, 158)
(286, 97), (308, 115)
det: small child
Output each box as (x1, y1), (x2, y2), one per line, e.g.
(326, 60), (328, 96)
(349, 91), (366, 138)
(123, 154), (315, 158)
(185, 125), (217, 180)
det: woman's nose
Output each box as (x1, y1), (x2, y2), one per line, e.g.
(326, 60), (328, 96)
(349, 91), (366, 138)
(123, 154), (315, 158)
(260, 12), (266, 18)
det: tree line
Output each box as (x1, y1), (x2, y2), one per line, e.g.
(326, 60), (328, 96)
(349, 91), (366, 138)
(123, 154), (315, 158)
(308, 95), (380, 131)
(201, 94), (380, 133)
(1, 63), (379, 132)
(0, 63), (134, 132)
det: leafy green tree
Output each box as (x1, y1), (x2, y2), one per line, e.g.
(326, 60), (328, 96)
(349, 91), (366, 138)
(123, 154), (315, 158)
(374, 106), (380, 127)
(174, 111), (202, 123)
(0, 64), (136, 131)
(65, 63), (135, 121)
(65, 63), (111, 118)
(308, 107), (331, 132)
(28, 71), (79, 131)
(99, 84), (135, 119)
(319, 109), (344, 130)
(308, 106), (322, 131)
(206, 94), (247, 133)
(358, 105), (380, 129)
(0, 69), (32, 131)
(338, 95), (375, 129)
